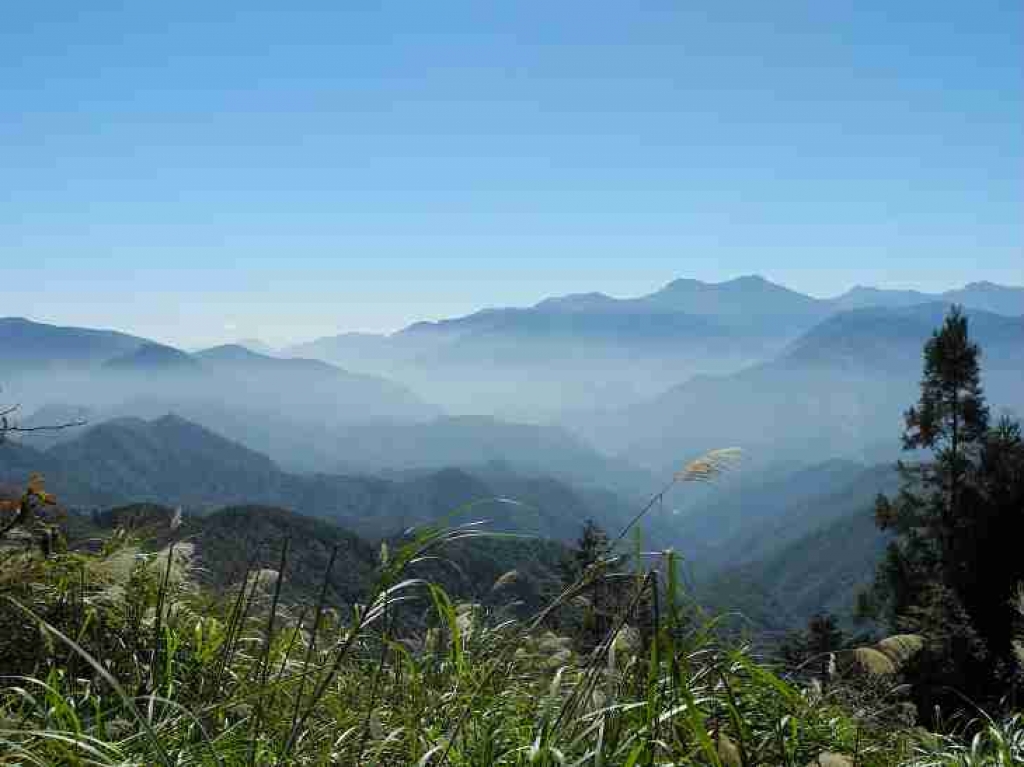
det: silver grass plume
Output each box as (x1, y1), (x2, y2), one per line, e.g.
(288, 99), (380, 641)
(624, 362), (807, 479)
(674, 447), (744, 483)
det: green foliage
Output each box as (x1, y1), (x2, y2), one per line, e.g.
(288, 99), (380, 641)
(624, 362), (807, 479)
(1, 436), (1017, 765)
(906, 714), (1024, 766)
(866, 305), (1024, 721)
(781, 613), (847, 677)
(0, 506), (918, 766)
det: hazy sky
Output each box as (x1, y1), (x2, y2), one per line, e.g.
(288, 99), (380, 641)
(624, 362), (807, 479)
(3, 2), (1021, 347)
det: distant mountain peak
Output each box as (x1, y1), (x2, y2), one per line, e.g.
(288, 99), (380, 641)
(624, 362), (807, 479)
(236, 338), (276, 355)
(534, 291), (617, 312)
(195, 343), (267, 363)
(831, 281), (1022, 315)
(104, 342), (199, 371)
(727, 274), (772, 285)
(644, 274), (823, 318)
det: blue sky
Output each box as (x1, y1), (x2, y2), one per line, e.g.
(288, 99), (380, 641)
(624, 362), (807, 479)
(2, 2), (1021, 346)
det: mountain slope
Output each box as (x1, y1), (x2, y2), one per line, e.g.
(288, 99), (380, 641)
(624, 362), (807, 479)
(46, 415), (282, 505)
(662, 459), (868, 563)
(285, 278), (1021, 419)
(699, 503), (891, 632)
(0, 439), (117, 507)
(10, 414), (643, 543)
(830, 281), (1023, 316)
(328, 416), (655, 496)
(690, 463), (897, 631)
(82, 502), (569, 616)
(0, 317), (145, 372)
(578, 305), (1023, 470)
(2, 319), (442, 471)
(104, 342), (201, 372)
(286, 278), (821, 417)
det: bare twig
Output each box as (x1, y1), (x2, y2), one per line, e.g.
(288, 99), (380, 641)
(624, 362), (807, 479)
(0, 399), (87, 444)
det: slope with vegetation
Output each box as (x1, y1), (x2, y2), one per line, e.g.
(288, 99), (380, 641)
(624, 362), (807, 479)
(0, 448), (949, 767)
(1, 413), (657, 545)
(577, 303), (1023, 471)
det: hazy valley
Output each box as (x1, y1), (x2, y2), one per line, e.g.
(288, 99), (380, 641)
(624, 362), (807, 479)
(4, 275), (1022, 633)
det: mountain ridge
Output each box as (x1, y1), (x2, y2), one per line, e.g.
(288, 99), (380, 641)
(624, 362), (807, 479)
(288, 276), (1023, 354)
(2, 413), (649, 544)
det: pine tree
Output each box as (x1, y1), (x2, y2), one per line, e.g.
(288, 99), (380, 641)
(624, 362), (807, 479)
(780, 613), (847, 682)
(961, 417), (1024, 666)
(873, 305), (989, 616)
(558, 520), (627, 651)
(867, 305), (1024, 715)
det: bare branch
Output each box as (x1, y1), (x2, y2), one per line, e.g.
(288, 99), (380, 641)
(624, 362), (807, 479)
(6, 421), (89, 436)
(0, 397), (88, 444)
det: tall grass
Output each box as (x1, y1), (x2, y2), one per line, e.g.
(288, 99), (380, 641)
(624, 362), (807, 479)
(0, 453), (935, 766)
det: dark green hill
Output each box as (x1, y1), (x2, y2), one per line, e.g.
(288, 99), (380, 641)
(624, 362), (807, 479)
(698, 502), (890, 633)
(7, 414), (641, 545)
(175, 505), (379, 607)
(85, 503), (567, 616)
(663, 458), (867, 563)
(689, 463), (898, 632)
(46, 415), (283, 506)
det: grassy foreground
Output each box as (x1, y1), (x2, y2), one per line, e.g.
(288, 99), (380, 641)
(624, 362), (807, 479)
(1, 470), (1021, 765)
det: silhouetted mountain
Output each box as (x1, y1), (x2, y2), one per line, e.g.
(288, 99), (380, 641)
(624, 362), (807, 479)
(7, 414), (643, 543)
(45, 415), (282, 505)
(943, 281), (1024, 316)
(0, 317), (145, 372)
(829, 286), (933, 311)
(781, 303), (1024, 375)
(684, 462), (896, 631)
(576, 305), (1024, 471)
(104, 342), (201, 372)
(167, 344), (437, 423)
(329, 416), (655, 496)
(830, 281), (1023, 316)
(638, 275), (824, 323)
(284, 277), (1021, 418)
(2, 319), (441, 464)
(287, 278), (825, 417)
(235, 338), (277, 355)
(662, 459), (868, 562)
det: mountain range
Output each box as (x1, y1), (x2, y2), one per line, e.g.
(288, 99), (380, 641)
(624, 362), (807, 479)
(4, 410), (907, 629)
(1, 317), (433, 419)
(291, 277), (1023, 361)
(0, 405), (904, 627)
(284, 276), (1021, 418)
(4, 276), (1021, 483)
(570, 302), (1023, 471)
(1, 413), (651, 543)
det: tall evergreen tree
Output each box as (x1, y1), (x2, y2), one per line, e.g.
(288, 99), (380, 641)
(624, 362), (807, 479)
(962, 417), (1024, 665)
(873, 306), (989, 617)
(781, 613), (847, 681)
(867, 305), (1024, 715)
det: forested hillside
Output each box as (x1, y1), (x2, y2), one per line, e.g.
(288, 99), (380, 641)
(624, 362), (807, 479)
(1, 413), (653, 545)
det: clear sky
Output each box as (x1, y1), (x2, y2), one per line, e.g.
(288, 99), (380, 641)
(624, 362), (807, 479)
(2, 2), (1021, 347)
